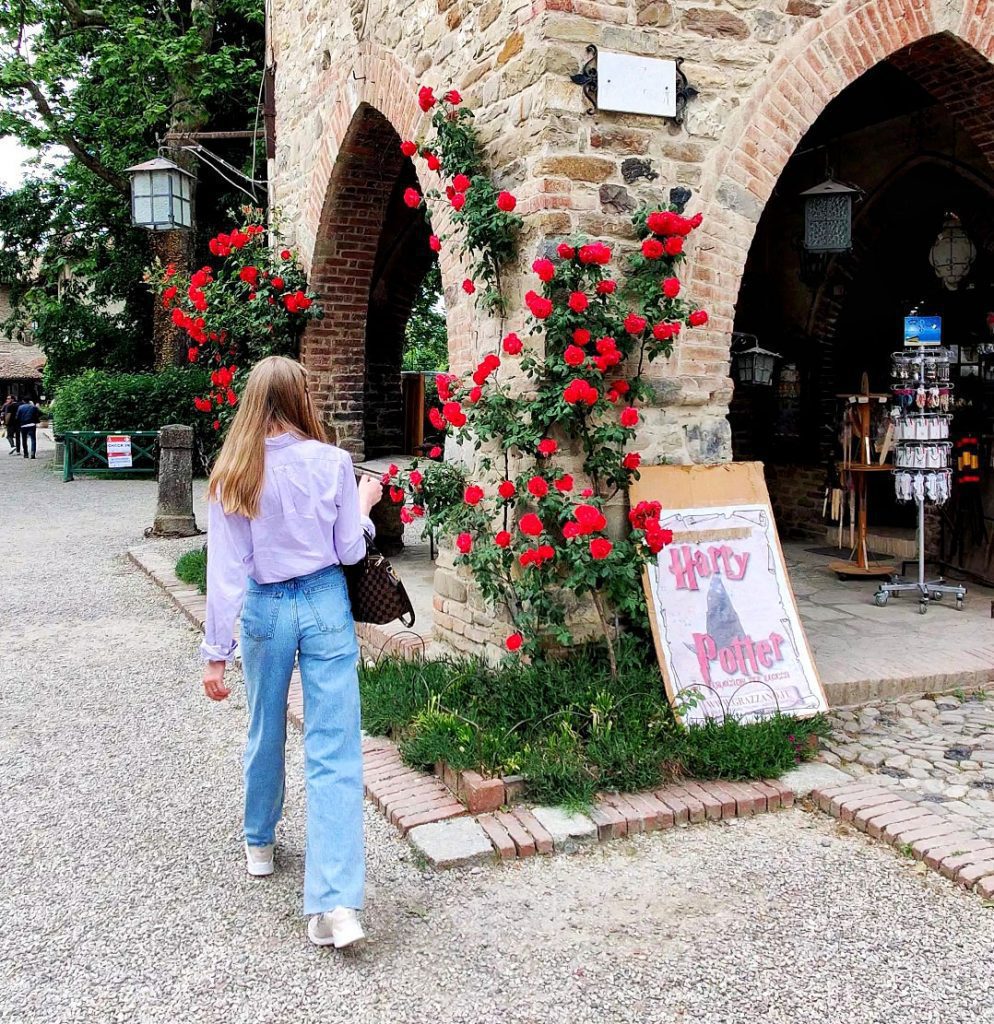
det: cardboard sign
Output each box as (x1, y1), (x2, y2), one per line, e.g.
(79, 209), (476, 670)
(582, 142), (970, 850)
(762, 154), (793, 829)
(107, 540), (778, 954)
(631, 463), (827, 725)
(106, 435), (133, 469)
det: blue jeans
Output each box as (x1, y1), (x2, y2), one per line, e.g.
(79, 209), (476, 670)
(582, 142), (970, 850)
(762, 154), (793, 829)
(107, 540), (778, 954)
(240, 563), (364, 915)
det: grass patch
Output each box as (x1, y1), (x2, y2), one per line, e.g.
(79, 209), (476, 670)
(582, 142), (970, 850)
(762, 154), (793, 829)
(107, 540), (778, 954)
(175, 548), (207, 593)
(359, 636), (829, 806)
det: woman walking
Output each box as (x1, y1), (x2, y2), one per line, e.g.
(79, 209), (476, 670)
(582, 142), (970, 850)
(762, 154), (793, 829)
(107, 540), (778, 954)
(200, 356), (382, 948)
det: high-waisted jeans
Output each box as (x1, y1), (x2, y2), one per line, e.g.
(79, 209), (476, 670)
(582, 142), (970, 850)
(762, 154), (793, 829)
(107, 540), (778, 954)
(240, 563), (364, 915)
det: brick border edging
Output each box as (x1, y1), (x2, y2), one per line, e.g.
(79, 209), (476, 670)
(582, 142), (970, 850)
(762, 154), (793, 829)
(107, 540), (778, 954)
(812, 779), (994, 899)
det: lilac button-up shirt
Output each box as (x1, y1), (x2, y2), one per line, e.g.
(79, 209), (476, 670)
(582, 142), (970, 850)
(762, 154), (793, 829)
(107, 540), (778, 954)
(200, 433), (374, 662)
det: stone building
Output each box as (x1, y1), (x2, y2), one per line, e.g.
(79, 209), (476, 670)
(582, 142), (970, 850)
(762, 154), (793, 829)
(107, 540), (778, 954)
(267, 0), (994, 647)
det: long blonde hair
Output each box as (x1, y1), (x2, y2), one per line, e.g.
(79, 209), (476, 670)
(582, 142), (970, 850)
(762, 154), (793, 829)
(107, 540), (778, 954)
(208, 355), (327, 517)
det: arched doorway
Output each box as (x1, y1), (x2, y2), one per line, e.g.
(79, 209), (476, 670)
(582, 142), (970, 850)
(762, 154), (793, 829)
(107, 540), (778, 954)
(726, 35), (994, 564)
(301, 102), (445, 463)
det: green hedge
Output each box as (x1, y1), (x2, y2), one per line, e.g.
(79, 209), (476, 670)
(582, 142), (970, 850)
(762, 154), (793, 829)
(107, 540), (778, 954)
(53, 367), (218, 471)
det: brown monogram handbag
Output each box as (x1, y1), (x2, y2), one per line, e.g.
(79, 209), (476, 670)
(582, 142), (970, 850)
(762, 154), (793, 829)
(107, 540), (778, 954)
(344, 532), (416, 627)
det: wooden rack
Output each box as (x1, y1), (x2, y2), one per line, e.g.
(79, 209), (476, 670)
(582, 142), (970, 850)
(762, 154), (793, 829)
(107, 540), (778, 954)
(828, 374), (896, 579)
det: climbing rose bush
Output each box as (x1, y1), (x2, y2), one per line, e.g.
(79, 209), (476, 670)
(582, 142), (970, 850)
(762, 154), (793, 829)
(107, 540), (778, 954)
(390, 204), (709, 671)
(147, 208), (323, 430)
(399, 88), (522, 315)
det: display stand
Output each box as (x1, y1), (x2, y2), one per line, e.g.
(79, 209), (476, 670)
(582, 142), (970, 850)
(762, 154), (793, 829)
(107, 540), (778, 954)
(874, 345), (966, 614)
(828, 374), (895, 579)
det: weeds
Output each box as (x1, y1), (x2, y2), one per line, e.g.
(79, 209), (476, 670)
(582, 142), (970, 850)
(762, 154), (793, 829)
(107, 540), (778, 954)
(175, 548), (207, 594)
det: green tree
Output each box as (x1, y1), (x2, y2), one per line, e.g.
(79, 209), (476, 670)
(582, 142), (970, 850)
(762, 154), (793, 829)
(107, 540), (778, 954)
(0, 0), (264, 379)
(402, 260), (448, 372)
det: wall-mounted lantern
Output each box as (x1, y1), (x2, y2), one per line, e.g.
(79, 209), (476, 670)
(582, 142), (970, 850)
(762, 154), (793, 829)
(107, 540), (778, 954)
(800, 178), (860, 253)
(732, 332), (780, 386)
(929, 213), (976, 291)
(124, 157), (195, 231)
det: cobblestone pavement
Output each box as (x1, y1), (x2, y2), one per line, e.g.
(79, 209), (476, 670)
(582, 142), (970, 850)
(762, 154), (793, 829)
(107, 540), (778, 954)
(824, 691), (994, 838)
(6, 438), (994, 1024)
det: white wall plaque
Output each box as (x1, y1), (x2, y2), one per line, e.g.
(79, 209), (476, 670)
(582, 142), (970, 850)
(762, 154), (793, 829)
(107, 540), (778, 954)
(596, 51), (677, 118)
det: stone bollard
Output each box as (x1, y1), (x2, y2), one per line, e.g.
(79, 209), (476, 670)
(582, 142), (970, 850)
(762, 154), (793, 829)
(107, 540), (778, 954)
(153, 424), (200, 537)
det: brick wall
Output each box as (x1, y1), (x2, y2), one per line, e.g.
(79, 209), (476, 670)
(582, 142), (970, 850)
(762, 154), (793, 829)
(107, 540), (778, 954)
(269, 0), (994, 648)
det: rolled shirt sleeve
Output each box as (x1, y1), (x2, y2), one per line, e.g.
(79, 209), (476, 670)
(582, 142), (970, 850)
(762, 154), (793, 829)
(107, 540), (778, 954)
(200, 498), (253, 662)
(334, 455), (374, 566)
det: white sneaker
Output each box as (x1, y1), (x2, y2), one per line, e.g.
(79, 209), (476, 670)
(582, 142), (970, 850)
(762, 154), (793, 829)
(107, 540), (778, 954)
(245, 842), (274, 877)
(307, 907), (366, 949)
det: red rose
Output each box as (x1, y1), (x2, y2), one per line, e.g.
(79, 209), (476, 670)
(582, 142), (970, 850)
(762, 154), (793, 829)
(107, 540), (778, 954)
(462, 278), (476, 295)
(403, 188), (422, 208)
(444, 89), (462, 104)
(429, 407), (445, 430)
(563, 522), (580, 539)
(400, 507), (414, 525)
(162, 285), (178, 307)
(555, 474), (574, 492)
(581, 488), (594, 498)
(622, 452), (642, 470)
(537, 438), (558, 457)
(690, 212), (703, 228)
(653, 322), (674, 341)
(568, 291), (589, 313)
(436, 373), (454, 401)
(229, 230), (249, 249)
(497, 191), (517, 212)
(452, 193), (466, 211)
(689, 309), (709, 327)
(520, 512), (544, 536)
(590, 537), (613, 560)
(464, 484), (484, 506)
(171, 307), (187, 328)
(612, 380), (630, 395)
(525, 290), (554, 319)
(519, 513), (543, 536)
(662, 277), (681, 298)
(563, 345), (585, 367)
(456, 532), (473, 554)
(444, 401), (467, 428)
(620, 406), (639, 427)
(468, 386), (483, 403)
(498, 480), (516, 500)
(429, 234), (441, 253)
(573, 328), (591, 346)
(624, 312), (647, 335)
(418, 86), (436, 111)
(502, 332), (523, 355)
(557, 243), (575, 259)
(575, 503), (607, 532)
(409, 470), (423, 487)
(505, 632), (524, 652)
(578, 242), (612, 265)
(212, 420), (220, 431)
(642, 238), (664, 260)
(193, 396), (212, 412)
(527, 476), (549, 498)
(563, 379), (598, 407)
(187, 347), (198, 363)
(453, 173), (471, 192)
(664, 236), (684, 256)
(532, 258), (555, 282)
(595, 279), (617, 295)
(280, 249), (291, 260)
(271, 276), (285, 290)
(495, 530), (511, 548)
(646, 210), (677, 236)
(429, 445), (443, 458)
(400, 140), (417, 157)
(389, 486), (405, 504)
(426, 152), (442, 171)
(239, 266), (259, 286)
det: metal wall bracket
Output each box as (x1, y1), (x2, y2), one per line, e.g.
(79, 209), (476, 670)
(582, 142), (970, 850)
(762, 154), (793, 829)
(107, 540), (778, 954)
(672, 58), (698, 126)
(570, 45), (598, 115)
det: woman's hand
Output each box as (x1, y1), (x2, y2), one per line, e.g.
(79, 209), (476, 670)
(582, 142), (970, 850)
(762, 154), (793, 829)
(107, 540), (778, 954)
(203, 660), (231, 701)
(358, 474), (384, 517)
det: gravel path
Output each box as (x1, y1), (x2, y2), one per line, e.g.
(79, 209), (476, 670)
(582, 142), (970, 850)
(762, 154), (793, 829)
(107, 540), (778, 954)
(4, 437), (994, 1024)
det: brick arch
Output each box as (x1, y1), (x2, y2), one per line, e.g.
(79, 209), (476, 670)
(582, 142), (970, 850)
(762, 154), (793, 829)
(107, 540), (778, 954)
(683, 0), (994, 382)
(297, 45), (467, 456)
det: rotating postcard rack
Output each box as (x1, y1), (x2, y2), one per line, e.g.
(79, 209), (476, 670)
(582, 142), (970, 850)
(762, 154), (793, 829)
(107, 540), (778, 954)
(873, 347), (966, 613)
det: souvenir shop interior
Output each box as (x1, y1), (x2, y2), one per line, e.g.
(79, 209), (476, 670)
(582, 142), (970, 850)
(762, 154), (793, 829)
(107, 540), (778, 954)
(728, 56), (994, 590)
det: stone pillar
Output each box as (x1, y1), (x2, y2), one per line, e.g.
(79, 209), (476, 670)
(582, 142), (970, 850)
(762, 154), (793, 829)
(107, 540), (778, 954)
(153, 424), (199, 537)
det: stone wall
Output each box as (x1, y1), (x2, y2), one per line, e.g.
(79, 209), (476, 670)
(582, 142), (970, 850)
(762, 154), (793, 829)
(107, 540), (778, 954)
(268, 0), (994, 649)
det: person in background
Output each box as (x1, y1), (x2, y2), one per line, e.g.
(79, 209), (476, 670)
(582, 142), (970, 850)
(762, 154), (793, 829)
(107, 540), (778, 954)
(2, 396), (20, 454)
(200, 355), (382, 949)
(16, 397), (40, 460)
